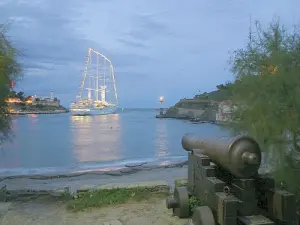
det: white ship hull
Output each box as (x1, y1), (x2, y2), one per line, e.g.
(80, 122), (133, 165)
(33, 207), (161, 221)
(70, 106), (117, 116)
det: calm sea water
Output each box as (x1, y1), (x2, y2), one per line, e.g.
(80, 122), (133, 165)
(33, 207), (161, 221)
(0, 109), (229, 176)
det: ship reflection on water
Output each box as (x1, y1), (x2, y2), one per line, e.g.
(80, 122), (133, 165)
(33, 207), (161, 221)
(70, 114), (122, 164)
(155, 119), (168, 158)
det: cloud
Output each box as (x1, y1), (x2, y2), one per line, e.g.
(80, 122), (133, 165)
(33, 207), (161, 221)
(116, 37), (149, 49)
(126, 13), (171, 41)
(23, 62), (55, 72)
(1, 0), (300, 107)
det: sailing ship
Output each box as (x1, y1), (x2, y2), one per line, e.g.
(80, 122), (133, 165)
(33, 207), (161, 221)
(70, 48), (118, 115)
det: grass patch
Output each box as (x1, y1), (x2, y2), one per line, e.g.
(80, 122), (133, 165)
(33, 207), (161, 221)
(189, 196), (203, 213)
(58, 191), (73, 201)
(66, 187), (169, 212)
(174, 178), (188, 188)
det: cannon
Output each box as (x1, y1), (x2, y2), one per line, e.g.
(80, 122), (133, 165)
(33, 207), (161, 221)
(166, 133), (298, 225)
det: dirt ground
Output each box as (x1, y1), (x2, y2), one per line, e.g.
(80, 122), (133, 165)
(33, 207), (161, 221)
(0, 197), (189, 225)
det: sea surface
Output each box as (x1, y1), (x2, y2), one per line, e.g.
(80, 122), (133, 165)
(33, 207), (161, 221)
(0, 109), (229, 176)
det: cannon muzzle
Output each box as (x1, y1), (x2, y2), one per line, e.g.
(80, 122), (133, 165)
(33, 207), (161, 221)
(182, 133), (261, 178)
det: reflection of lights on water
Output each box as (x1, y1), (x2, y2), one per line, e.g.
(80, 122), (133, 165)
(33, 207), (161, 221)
(70, 114), (122, 163)
(158, 160), (171, 166)
(111, 113), (119, 119)
(28, 114), (39, 125)
(155, 120), (169, 157)
(70, 115), (92, 122)
(29, 114), (38, 118)
(10, 117), (18, 130)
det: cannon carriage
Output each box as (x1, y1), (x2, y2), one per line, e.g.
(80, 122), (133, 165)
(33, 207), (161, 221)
(166, 133), (298, 225)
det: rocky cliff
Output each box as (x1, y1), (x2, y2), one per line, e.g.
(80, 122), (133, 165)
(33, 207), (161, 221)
(159, 99), (218, 122)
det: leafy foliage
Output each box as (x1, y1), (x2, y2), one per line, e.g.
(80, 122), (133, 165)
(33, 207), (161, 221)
(0, 24), (23, 144)
(227, 19), (300, 197)
(189, 196), (203, 213)
(194, 82), (234, 102)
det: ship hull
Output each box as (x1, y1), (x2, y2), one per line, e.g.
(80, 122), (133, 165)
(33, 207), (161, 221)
(70, 106), (117, 116)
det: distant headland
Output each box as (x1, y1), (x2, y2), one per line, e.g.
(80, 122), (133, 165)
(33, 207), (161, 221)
(6, 90), (68, 115)
(157, 83), (233, 124)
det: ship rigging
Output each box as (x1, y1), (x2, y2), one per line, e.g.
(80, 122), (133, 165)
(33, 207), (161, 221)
(70, 48), (118, 115)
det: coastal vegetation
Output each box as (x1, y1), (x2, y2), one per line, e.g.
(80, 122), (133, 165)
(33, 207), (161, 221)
(7, 90), (67, 113)
(177, 19), (300, 207)
(0, 24), (23, 143)
(0, 24), (66, 144)
(226, 19), (300, 206)
(65, 185), (169, 212)
(193, 82), (234, 102)
(165, 18), (300, 208)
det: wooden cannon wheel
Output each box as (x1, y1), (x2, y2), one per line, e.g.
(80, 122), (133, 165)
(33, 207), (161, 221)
(169, 186), (190, 218)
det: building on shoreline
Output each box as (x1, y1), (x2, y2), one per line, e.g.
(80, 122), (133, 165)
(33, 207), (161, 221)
(6, 98), (22, 103)
(32, 90), (60, 107)
(6, 90), (61, 113)
(32, 97), (60, 107)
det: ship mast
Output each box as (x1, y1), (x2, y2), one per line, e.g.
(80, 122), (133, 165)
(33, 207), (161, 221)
(110, 63), (118, 105)
(75, 48), (118, 106)
(96, 53), (99, 101)
(90, 48), (118, 105)
(77, 48), (92, 100)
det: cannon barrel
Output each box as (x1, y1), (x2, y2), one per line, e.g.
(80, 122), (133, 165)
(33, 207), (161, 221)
(182, 134), (262, 178)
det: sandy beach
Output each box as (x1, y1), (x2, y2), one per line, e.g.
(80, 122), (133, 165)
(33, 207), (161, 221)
(0, 162), (187, 192)
(1, 195), (189, 225)
(0, 165), (188, 225)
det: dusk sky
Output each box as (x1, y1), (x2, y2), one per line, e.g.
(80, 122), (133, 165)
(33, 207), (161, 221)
(1, 0), (299, 108)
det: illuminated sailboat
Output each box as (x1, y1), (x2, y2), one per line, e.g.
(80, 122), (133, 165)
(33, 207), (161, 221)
(70, 48), (118, 115)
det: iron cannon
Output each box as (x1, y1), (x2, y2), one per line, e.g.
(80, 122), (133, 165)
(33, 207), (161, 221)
(166, 134), (298, 225)
(182, 133), (261, 178)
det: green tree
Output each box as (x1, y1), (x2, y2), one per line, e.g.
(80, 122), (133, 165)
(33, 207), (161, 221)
(0, 24), (23, 143)
(228, 19), (300, 200)
(194, 82), (234, 102)
(17, 91), (24, 101)
(8, 90), (17, 98)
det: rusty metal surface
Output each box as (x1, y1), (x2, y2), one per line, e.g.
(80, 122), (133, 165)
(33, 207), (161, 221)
(182, 133), (261, 178)
(166, 133), (298, 225)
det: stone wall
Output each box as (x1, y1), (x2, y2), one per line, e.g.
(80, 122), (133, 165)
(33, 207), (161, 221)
(177, 108), (206, 118)
(163, 99), (217, 121)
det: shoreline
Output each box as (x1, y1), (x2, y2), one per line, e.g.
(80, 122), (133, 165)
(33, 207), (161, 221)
(0, 160), (272, 193)
(0, 160), (188, 181)
(156, 113), (228, 125)
(0, 164), (188, 199)
(9, 109), (68, 115)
